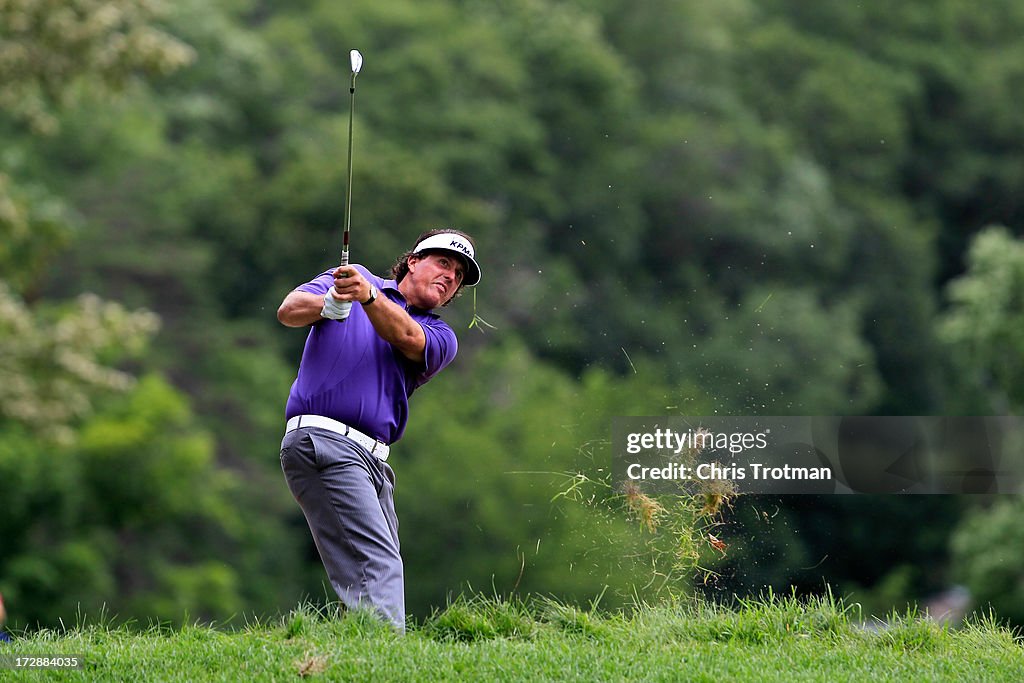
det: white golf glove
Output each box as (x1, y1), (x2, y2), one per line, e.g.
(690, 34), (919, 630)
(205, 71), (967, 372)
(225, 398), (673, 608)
(321, 289), (352, 320)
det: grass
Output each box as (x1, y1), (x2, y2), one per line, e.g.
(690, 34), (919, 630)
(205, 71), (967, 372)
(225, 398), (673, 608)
(3, 593), (1022, 682)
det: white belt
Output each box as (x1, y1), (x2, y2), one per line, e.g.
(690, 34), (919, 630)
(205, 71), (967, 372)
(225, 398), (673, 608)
(286, 414), (390, 461)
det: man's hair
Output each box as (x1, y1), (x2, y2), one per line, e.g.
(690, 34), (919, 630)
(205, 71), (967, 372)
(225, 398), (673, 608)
(390, 228), (475, 306)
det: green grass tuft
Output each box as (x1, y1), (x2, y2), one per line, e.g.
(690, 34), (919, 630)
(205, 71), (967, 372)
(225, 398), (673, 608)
(421, 594), (537, 642)
(872, 606), (948, 652)
(536, 597), (612, 639)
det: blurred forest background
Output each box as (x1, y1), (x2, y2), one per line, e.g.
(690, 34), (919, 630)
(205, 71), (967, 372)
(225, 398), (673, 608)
(3, 0), (1024, 630)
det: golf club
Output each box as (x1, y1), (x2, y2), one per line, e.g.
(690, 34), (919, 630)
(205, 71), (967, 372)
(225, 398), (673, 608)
(340, 48), (362, 267)
(334, 49), (363, 320)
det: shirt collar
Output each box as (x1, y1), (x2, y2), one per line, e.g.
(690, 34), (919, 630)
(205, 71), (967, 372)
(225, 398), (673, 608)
(380, 276), (440, 317)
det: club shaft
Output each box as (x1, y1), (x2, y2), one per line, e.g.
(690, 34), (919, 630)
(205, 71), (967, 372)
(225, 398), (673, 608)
(341, 71), (357, 265)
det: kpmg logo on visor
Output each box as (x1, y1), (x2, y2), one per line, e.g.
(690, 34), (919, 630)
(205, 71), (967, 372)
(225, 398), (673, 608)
(448, 239), (471, 256)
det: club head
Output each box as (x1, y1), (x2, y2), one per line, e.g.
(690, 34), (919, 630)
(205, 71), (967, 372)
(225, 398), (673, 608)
(350, 50), (363, 75)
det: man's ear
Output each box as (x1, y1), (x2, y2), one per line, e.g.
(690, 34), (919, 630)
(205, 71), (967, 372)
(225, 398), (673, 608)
(407, 254), (422, 273)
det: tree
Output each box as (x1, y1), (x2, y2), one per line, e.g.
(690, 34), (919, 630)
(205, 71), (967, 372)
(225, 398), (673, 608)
(0, 283), (158, 439)
(941, 228), (1024, 625)
(0, 0), (194, 134)
(951, 498), (1024, 626)
(0, 1), (310, 629)
(938, 226), (1024, 412)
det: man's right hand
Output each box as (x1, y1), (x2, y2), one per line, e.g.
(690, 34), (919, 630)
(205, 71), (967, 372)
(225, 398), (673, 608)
(321, 289), (352, 320)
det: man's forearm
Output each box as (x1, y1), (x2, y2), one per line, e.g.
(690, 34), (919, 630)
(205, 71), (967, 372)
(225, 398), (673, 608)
(277, 288), (426, 363)
(363, 295), (426, 363)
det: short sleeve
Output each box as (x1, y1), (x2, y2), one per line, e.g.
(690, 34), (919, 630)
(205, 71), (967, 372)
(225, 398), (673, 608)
(416, 317), (458, 387)
(296, 271), (335, 296)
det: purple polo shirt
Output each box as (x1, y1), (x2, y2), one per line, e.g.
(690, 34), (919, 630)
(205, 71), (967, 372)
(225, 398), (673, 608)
(284, 265), (458, 443)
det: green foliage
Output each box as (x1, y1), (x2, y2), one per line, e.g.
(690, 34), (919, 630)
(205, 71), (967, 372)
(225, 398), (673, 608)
(951, 498), (1024, 625)
(702, 495), (971, 620)
(739, 19), (918, 186)
(78, 375), (232, 527)
(939, 226), (1024, 411)
(940, 229), (1024, 626)
(0, 0), (195, 134)
(0, 376), (247, 629)
(0, 174), (72, 294)
(0, 282), (158, 442)
(694, 287), (882, 413)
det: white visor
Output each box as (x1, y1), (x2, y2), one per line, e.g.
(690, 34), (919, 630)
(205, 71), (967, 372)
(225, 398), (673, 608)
(412, 232), (481, 286)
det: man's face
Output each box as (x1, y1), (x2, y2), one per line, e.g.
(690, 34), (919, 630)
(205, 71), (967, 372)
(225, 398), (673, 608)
(400, 252), (466, 309)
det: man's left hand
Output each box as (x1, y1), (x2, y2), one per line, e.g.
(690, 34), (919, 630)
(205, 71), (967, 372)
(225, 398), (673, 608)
(331, 265), (372, 304)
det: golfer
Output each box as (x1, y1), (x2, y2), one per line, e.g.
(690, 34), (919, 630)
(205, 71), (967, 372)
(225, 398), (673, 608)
(277, 228), (481, 631)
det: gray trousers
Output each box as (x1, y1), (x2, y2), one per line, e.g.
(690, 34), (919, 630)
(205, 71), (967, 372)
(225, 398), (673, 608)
(280, 426), (405, 631)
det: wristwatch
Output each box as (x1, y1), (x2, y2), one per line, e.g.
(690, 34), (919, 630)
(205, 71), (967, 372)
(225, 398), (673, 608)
(362, 284), (378, 306)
